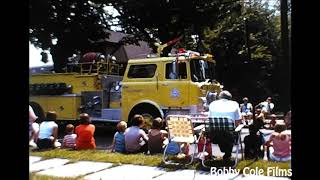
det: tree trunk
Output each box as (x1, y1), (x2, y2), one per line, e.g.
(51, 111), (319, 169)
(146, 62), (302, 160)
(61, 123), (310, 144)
(50, 44), (69, 73)
(279, 0), (290, 112)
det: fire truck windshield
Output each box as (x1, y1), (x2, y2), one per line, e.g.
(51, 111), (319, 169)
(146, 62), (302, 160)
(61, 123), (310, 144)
(190, 59), (215, 82)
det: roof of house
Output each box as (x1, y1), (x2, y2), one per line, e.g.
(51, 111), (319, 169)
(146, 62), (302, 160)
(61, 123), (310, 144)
(103, 30), (127, 43)
(123, 41), (153, 59)
(91, 30), (153, 60)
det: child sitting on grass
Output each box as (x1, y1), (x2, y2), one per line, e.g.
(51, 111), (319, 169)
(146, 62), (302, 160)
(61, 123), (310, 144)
(148, 117), (168, 154)
(62, 124), (77, 149)
(37, 111), (61, 149)
(111, 121), (127, 153)
(244, 124), (264, 160)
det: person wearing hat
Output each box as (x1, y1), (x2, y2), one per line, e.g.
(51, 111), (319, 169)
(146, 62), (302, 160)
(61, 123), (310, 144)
(37, 111), (61, 149)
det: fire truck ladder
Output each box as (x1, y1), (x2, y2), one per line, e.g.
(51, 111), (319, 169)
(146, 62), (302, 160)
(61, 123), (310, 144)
(66, 62), (120, 75)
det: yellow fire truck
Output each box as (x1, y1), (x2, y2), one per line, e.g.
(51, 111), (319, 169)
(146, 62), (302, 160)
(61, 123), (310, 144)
(29, 50), (223, 127)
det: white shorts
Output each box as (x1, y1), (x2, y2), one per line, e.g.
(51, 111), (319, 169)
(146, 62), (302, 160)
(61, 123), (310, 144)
(269, 153), (291, 162)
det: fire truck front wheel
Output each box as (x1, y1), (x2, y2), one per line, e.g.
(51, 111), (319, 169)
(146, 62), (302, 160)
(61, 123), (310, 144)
(128, 104), (162, 130)
(141, 113), (154, 130)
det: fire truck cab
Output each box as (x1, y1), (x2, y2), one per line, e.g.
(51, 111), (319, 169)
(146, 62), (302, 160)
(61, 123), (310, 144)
(121, 50), (223, 128)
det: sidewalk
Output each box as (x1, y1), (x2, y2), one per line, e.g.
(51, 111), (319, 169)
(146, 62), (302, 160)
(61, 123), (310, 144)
(30, 156), (290, 180)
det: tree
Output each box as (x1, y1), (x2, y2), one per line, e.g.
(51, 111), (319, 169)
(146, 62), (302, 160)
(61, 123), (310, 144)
(203, 0), (282, 108)
(100, 0), (242, 55)
(30, 0), (112, 72)
(278, 0), (290, 111)
(30, 0), (242, 70)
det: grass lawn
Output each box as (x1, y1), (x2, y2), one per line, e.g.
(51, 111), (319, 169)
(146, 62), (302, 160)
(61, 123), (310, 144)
(236, 160), (290, 176)
(30, 149), (162, 167)
(30, 149), (290, 175)
(30, 173), (84, 180)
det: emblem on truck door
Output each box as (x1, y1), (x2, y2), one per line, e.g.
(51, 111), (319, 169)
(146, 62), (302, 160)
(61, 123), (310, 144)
(170, 88), (180, 98)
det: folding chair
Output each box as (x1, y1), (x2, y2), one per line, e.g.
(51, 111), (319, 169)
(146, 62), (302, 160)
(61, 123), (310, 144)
(162, 115), (198, 165)
(200, 117), (244, 168)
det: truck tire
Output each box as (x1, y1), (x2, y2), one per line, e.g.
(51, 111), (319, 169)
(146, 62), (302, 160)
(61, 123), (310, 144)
(128, 103), (162, 130)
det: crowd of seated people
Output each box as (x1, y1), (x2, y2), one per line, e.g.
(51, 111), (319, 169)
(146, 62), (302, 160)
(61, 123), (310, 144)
(239, 96), (291, 162)
(29, 106), (96, 151)
(29, 107), (169, 155)
(29, 98), (291, 163)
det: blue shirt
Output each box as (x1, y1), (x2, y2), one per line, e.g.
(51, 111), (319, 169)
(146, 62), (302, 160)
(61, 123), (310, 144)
(240, 103), (253, 113)
(114, 132), (126, 153)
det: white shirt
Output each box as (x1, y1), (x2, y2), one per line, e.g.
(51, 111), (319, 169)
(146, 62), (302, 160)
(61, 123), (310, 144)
(260, 101), (274, 113)
(38, 121), (58, 139)
(209, 99), (241, 121)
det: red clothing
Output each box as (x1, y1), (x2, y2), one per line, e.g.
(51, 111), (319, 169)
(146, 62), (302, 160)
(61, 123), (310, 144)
(75, 124), (96, 150)
(82, 52), (98, 63)
(198, 137), (212, 160)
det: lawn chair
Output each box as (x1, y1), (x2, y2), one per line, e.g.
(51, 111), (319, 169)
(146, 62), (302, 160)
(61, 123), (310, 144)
(162, 115), (198, 165)
(200, 117), (244, 168)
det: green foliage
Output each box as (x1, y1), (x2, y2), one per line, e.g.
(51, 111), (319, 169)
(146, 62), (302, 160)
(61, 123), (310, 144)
(204, 2), (280, 62)
(29, 0), (290, 110)
(30, 0), (113, 72)
(236, 160), (291, 176)
(95, 0), (242, 55)
(30, 0), (243, 70)
(202, 0), (283, 105)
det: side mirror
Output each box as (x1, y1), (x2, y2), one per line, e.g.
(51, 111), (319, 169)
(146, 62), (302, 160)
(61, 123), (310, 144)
(113, 81), (121, 91)
(115, 85), (120, 91)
